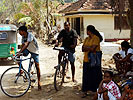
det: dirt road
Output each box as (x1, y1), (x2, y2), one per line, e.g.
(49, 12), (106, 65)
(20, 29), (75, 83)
(0, 40), (116, 100)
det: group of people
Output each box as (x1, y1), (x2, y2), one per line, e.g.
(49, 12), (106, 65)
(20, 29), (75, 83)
(17, 22), (133, 100)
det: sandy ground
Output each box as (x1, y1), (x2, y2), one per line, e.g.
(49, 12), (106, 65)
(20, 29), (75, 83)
(0, 40), (119, 100)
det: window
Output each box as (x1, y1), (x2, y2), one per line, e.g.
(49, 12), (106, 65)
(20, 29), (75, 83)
(0, 32), (8, 40)
(67, 18), (69, 22)
(114, 16), (130, 30)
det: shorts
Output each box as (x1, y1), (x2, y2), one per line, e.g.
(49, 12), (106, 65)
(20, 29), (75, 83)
(22, 49), (39, 63)
(68, 52), (75, 63)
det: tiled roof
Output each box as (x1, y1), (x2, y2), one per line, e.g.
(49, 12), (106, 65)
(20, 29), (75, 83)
(59, 0), (111, 13)
(56, 3), (72, 13)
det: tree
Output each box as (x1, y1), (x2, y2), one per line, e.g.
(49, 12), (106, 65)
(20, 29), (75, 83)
(111, 0), (133, 47)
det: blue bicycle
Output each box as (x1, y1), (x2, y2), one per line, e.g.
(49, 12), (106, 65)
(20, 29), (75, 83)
(0, 53), (37, 98)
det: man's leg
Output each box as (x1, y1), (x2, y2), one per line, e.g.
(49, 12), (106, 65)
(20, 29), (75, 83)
(70, 62), (75, 82)
(35, 62), (41, 90)
(68, 52), (76, 82)
(58, 51), (65, 64)
(31, 53), (41, 90)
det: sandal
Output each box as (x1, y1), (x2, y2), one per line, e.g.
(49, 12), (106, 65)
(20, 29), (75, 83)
(81, 92), (88, 98)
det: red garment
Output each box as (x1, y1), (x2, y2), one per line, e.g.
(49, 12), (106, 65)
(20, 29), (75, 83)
(103, 80), (121, 99)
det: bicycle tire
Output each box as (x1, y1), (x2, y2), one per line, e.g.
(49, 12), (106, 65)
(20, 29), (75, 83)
(0, 67), (31, 98)
(54, 63), (66, 91)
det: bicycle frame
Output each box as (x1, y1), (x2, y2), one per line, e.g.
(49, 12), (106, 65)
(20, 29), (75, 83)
(15, 56), (33, 82)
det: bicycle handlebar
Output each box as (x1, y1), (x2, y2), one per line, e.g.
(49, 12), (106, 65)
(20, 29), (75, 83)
(12, 53), (24, 61)
(53, 47), (65, 51)
(53, 47), (71, 53)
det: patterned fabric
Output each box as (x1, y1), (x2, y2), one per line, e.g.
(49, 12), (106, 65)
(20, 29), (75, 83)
(103, 81), (121, 99)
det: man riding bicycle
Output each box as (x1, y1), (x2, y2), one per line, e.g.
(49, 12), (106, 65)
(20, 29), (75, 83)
(17, 26), (41, 90)
(55, 22), (78, 82)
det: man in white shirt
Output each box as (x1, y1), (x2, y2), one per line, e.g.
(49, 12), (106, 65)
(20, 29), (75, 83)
(18, 26), (41, 90)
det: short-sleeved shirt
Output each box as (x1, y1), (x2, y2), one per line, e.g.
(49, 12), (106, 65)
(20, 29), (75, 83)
(103, 80), (121, 99)
(83, 35), (100, 62)
(119, 48), (133, 61)
(22, 32), (39, 54)
(57, 29), (78, 52)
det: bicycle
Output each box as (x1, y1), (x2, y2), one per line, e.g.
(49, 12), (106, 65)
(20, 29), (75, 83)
(0, 53), (37, 98)
(53, 47), (69, 91)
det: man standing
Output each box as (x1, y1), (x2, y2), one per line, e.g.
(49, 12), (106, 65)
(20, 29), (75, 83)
(55, 22), (78, 82)
(18, 26), (41, 90)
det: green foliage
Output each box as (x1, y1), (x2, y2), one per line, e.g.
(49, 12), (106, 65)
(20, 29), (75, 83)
(0, 0), (8, 12)
(17, 2), (30, 12)
(14, 13), (28, 20)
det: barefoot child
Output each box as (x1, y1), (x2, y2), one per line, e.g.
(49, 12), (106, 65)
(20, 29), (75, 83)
(93, 70), (121, 100)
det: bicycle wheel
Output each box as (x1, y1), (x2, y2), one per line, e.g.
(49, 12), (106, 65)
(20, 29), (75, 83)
(0, 67), (31, 98)
(54, 62), (66, 91)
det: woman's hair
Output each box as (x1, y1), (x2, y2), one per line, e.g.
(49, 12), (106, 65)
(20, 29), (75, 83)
(87, 25), (103, 42)
(104, 70), (113, 78)
(121, 40), (131, 49)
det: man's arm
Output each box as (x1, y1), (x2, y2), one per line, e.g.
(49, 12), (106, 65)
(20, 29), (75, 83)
(70, 38), (77, 48)
(18, 42), (30, 54)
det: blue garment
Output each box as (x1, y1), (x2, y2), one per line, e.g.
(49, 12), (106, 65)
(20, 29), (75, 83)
(23, 49), (39, 63)
(88, 51), (102, 67)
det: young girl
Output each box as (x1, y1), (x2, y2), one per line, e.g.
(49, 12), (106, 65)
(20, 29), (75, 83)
(93, 71), (121, 100)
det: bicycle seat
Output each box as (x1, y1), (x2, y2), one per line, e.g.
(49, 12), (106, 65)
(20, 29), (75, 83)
(53, 47), (65, 51)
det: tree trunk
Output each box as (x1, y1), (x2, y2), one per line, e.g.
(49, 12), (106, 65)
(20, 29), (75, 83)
(129, 0), (133, 48)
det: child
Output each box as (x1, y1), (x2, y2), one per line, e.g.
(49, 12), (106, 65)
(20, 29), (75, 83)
(93, 70), (121, 100)
(121, 84), (133, 100)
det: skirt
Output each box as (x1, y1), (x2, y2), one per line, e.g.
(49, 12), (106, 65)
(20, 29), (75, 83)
(82, 62), (103, 92)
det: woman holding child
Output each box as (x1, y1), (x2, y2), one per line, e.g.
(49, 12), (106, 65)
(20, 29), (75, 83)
(82, 25), (103, 97)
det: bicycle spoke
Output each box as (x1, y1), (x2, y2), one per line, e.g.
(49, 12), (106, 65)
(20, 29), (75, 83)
(0, 67), (31, 98)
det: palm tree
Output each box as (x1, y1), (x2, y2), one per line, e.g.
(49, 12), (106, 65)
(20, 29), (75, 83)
(111, 0), (133, 47)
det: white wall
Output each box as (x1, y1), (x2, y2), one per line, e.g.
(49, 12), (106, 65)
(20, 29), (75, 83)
(56, 14), (130, 40)
(83, 14), (130, 40)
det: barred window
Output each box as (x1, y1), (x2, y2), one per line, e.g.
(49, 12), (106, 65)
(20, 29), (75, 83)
(114, 16), (130, 30)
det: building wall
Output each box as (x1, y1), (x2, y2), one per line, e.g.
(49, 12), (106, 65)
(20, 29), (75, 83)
(56, 14), (130, 41)
(83, 14), (130, 40)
